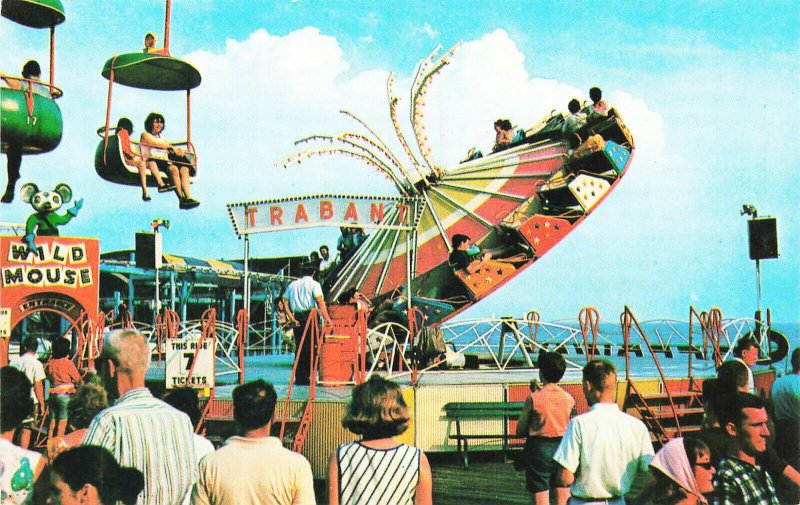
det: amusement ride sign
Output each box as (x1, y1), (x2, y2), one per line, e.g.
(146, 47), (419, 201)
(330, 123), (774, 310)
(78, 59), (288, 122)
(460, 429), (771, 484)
(165, 335), (216, 389)
(0, 236), (100, 332)
(227, 194), (422, 235)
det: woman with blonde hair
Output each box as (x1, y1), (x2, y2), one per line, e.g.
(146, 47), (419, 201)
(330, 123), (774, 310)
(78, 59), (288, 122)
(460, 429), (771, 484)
(328, 375), (432, 505)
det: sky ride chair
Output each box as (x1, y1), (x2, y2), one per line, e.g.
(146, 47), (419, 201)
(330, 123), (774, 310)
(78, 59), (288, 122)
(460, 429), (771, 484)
(1, 0), (65, 202)
(94, 1), (201, 195)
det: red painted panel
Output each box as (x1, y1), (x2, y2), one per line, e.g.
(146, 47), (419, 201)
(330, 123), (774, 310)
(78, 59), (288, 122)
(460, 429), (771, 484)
(517, 215), (573, 256)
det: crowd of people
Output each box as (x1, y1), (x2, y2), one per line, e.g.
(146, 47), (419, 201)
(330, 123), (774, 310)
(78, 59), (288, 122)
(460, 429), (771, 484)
(1, 328), (433, 504)
(513, 344), (800, 505)
(2, 326), (798, 504)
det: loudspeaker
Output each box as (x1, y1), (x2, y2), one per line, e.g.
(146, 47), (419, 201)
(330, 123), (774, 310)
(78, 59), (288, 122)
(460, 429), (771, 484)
(748, 218), (778, 260)
(135, 232), (162, 269)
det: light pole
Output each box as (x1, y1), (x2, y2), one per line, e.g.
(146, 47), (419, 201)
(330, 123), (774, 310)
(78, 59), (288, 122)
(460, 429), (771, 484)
(151, 218), (170, 321)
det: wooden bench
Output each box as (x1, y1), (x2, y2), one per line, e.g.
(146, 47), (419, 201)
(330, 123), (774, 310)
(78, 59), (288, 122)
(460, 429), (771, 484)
(443, 401), (525, 467)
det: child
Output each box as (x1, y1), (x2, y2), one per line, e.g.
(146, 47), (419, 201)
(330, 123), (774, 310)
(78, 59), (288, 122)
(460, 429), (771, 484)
(116, 117), (169, 201)
(46, 337), (81, 439)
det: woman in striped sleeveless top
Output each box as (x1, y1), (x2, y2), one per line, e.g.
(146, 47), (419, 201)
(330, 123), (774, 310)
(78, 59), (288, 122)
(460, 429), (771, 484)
(328, 376), (432, 505)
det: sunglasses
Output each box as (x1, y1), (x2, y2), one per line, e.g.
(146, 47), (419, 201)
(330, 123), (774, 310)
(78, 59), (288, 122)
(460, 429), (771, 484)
(694, 462), (714, 470)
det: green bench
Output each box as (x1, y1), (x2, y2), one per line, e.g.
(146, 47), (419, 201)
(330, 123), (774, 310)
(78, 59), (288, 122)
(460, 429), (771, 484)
(443, 401), (525, 467)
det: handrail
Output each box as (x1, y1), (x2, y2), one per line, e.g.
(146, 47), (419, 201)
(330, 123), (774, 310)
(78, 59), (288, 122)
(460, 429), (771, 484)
(0, 75), (63, 98)
(236, 309), (247, 384)
(186, 308), (215, 385)
(621, 306), (683, 437)
(579, 306), (600, 362)
(408, 306), (425, 386)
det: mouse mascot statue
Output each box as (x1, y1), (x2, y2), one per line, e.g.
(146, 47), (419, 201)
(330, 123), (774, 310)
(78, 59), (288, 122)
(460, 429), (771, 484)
(20, 182), (83, 256)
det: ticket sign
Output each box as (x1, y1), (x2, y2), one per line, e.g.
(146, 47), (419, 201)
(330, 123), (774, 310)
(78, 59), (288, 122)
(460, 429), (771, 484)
(0, 308), (10, 338)
(227, 194), (420, 235)
(165, 336), (215, 389)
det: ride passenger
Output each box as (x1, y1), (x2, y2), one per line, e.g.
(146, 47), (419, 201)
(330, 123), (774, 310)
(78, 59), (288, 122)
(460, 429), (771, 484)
(562, 99), (588, 136)
(115, 117), (169, 201)
(493, 118), (514, 152)
(139, 112), (200, 209)
(142, 32), (168, 56)
(585, 87), (612, 121)
(2, 60), (57, 203)
(448, 234), (491, 275)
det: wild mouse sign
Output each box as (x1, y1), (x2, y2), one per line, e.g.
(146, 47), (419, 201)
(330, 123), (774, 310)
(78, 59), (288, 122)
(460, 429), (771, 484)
(0, 236), (100, 332)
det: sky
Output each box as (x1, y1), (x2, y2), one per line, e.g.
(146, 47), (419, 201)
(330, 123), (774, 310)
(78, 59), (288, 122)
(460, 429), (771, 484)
(1, 0), (798, 323)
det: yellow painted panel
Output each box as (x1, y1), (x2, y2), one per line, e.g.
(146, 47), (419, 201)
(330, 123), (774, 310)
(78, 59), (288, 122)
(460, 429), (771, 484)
(415, 383), (505, 452)
(300, 400), (356, 479)
(395, 386), (415, 446)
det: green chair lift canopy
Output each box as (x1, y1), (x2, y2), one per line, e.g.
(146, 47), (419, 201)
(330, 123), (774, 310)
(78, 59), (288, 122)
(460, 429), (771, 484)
(101, 53), (202, 91)
(1, 0), (65, 28)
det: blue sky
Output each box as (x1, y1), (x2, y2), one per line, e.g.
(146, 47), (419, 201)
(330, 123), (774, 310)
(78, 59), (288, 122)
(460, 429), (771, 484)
(2, 1), (798, 322)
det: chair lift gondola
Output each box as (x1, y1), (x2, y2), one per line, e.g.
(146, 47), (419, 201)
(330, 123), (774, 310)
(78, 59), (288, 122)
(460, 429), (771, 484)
(94, 0), (201, 190)
(1, 0), (65, 199)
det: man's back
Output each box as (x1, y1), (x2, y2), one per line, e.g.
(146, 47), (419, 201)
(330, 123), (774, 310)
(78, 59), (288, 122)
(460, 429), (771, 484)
(192, 436), (315, 505)
(553, 403), (654, 499)
(284, 276), (322, 313)
(83, 388), (196, 505)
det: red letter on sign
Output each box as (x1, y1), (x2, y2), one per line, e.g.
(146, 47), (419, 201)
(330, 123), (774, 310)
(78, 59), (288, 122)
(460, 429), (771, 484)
(344, 202), (359, 222)
(370, 202), (384, 223)
(396, 204), (408, 224)
(295, 203), (309, 223)
(246, 207), (258, 227)
(270, 206), (283, 225)
(320, 200), (333, 220)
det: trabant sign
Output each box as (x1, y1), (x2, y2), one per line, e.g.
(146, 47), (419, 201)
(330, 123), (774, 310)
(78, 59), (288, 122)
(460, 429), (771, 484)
(227, 194), (421, 235)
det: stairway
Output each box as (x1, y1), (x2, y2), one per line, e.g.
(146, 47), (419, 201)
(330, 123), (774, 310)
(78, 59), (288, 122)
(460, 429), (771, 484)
(623, 381), (704, 447)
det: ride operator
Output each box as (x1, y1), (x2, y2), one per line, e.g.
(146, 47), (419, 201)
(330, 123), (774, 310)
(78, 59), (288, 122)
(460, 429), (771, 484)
(281, 263), (332, 385)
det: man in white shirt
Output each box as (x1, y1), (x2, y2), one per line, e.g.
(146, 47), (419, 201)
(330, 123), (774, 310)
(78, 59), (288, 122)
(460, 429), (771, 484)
(318, 245), (333, 273)
(191, 380), (315, 505)
(9, 336), (45, 449)
(731, 336), (758, 394)
(281, 263), (332, 385)
(553, 359), (654, 504)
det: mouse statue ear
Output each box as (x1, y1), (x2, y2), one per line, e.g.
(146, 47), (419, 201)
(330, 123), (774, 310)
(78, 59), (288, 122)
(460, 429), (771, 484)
(20, 183), (39, 203)
(54, 183), (73, 204)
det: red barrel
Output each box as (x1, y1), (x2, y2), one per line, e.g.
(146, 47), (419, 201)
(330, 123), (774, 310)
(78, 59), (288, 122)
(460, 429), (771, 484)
(319, 336), (354, 383)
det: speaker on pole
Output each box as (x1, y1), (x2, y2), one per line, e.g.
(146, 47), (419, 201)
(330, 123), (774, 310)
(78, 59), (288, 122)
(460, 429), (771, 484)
(135, 232), (163, 269)
(748, 217), (778, 260)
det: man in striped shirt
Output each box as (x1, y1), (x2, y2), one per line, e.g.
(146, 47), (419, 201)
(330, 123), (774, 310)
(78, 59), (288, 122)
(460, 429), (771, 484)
(83, 329), (196, 505)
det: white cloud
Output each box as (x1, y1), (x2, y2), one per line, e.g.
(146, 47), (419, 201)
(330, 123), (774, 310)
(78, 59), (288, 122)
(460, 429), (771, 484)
(2, 26), (664, 265)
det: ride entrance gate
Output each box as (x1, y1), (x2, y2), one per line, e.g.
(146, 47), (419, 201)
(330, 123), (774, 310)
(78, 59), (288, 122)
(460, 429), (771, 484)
(0, 235), (100, 365)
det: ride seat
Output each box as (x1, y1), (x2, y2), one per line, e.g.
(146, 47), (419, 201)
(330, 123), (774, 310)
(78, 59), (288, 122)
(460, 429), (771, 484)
(455, 260), (516, 299)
